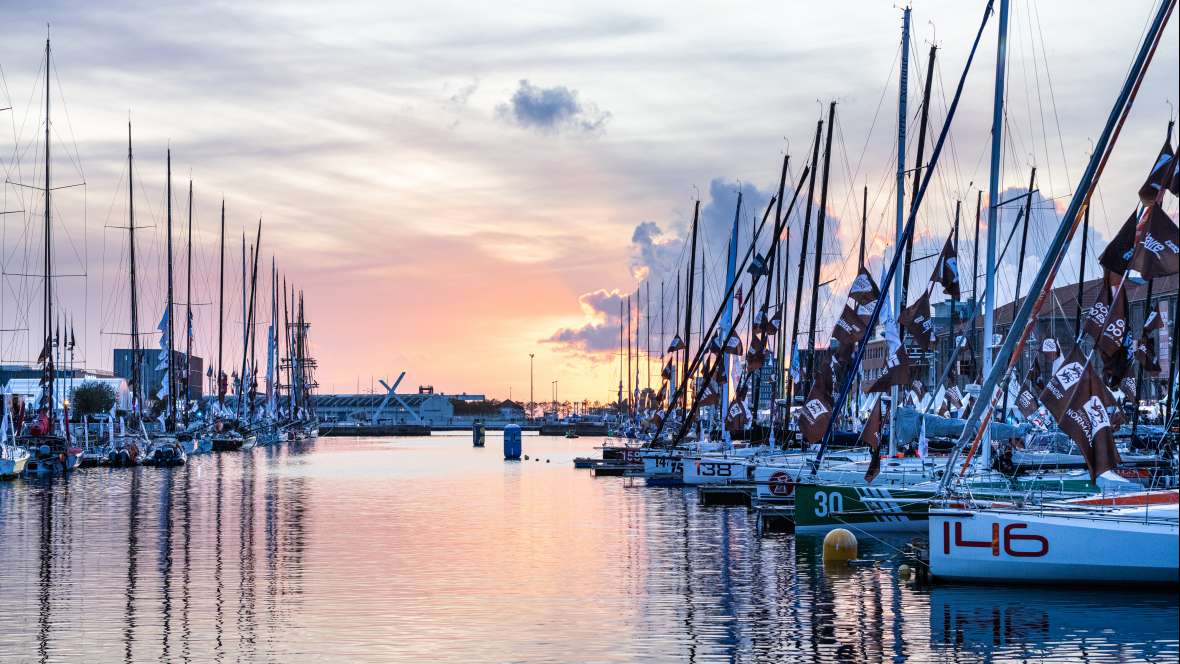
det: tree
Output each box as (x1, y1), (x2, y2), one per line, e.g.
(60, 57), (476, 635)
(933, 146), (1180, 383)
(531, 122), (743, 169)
(70, 381), (117, 418)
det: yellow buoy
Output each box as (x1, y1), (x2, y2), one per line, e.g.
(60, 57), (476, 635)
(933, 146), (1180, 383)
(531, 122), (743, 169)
(823, 528), (858, 564)
(898, 564), (912, 580)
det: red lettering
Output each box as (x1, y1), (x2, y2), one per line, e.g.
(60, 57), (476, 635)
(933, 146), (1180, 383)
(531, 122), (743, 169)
(954, 521), (999, 555)
(1003, 523), (1050, 557)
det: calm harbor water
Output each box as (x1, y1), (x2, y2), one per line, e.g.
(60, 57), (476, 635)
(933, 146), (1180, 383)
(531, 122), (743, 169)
(1, 434), (1176, 663)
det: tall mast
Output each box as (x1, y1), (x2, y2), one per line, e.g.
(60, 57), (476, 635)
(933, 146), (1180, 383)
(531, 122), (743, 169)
(683, 202), (700, 416)
(1074, 207), (1089, 337)
(804, 102), (836, 399)
(645, 280), (651, 393)
(626, 295), (632, 417)
(43, 37), (55, 418)
(216, 200), (225, 407)
(1002, 167), (1036, 419)
(787, 120), (823, 417)
(972, 190), (983, 381)
(165, 148), (175, 430)
(184, 179), (193, 424)
(900, 45), (938, 311)
(720, 192), (743, 427)
(980, 0), (1011, 469)
(127, 123), (142, 415)
(890, 7), (911, 454)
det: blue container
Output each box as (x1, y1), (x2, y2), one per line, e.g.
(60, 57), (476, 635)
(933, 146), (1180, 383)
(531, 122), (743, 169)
(503, 424), (522, 460)
(472, 422), (485, 447)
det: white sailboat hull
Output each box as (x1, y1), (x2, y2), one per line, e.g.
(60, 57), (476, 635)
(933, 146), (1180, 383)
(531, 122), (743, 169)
(929, 503), (1180, 585)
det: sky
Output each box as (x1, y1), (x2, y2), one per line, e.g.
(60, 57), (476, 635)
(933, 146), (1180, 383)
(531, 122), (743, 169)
(0, 1), (1177, 403)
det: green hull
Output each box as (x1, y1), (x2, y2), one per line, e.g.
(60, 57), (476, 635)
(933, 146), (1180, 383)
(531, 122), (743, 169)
(794, 477), (1098, 534)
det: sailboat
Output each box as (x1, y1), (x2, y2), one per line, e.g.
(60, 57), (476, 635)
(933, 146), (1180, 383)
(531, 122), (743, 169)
(928, 0), (1179, 585)
(15, 37), (82, 475)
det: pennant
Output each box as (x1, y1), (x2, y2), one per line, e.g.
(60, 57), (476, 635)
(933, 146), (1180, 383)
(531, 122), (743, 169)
(1102, 333), (1135, 391)
(798, 361), (834, 444)
(753, 307), (782, 336)
(1137, 137), (1176, 205)
(1015, 379), (1040, 420)
(1054, 364), (1121, 482)
(1098, 211), (1138, 276)
(832, 304), (867, 351)
(747, 253), (770, 277)
(899, 290), (936, 350)
(1128, 205), (1180, 279)
(931, 232), (961, 300)
(725, 398), (751, 432)
(1135, 304), (1166, 373)
(667, 334), (686, 353)
(723, 334), (744, 356)
(848, 267), (881, 305)
(865, 345), (912, 393)
(1082, 279), (1114, 341)
(1096, 284), (1130, 361)
(1038, 345), (1088, 421)
(863, 397), (885, 483)
(662, 358), (676, 381)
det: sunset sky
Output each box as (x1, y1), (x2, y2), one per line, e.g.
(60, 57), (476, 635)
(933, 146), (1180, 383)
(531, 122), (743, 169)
(1, 1), (1177, 402)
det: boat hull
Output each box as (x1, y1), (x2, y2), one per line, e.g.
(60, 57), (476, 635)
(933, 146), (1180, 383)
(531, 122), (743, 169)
(929, 505), (1180, 585)
(681, 456), (749, 485)
(795, 483), (931, 534)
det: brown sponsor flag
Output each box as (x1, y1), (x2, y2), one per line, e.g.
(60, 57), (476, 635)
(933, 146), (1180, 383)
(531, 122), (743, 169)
(865, 345), (913, 393)
(1099, 211), (1138, 276)
(932, 232), (961, 300)
(1102, 334), (1135, 392)
(1056, 365), (1122, 482)
(1082, 279), (1114, 341)
(1039, 345), (1088, 421)
(1135, 304), (1166, 373)
(662, 357), (676, 381)
(848, 267), (881, 305)
(1138, 137), (1176, 206)
(1096, 284), (1131, 361)
(863, 397), (886, 483)
(832, 304), (867, 357)
(1128, 205), (1180, 279)
(899, 289), (937, 350)
(1015, 378), (1041, 420)
(799, 361), (834, 444)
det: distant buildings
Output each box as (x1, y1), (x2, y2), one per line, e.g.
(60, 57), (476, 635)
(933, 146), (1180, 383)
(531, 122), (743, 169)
(113, 349), (204, 401)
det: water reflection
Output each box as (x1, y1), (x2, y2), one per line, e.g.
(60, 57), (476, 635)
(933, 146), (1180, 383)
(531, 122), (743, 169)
(0, 435), (1175, 663)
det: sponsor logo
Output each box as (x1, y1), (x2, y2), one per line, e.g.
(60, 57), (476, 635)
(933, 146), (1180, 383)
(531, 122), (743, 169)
(768, 471), (794, 496)
(1054, 361), (1084, 392)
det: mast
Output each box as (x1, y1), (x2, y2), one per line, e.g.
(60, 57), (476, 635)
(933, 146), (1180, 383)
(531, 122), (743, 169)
(165, 148), (175, 430)
(646, 280), (651, 394)
(720, 191), (743, 430)
(788, 120), (823, 413)
(127, 123), (142, 416)
(1074, 207), (1090, 336)
(238, 222), (262, 420)
(1002, 167), (1036, 419)
(216, 200), (225, 408)
(939, 0), (1173, 491)
(901, 44), (938, 311)
(980, 0), (1011, 469)
(752, 154), (790, 438)
(618, 299), (624, 414)
(890, 6), (911, 454)
(184, 180), (193, 425)
(857, 185), (868, 415)
(805, 102), (836, 399)
(683, 202), (700, 416)
(42, 37), (55, 420)
(626, 295), (632, 417)
(972, 189), (983, 380)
